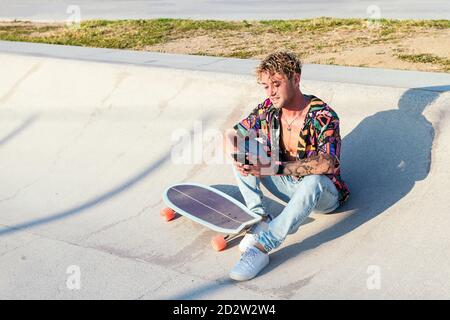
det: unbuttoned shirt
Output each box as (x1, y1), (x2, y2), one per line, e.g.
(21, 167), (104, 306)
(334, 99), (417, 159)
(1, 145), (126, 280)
(233, 95), (350, 205)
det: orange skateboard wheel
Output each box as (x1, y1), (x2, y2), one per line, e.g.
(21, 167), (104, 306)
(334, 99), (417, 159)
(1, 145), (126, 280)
(211, 235), (227, 251)
(160, 207), (176, 221)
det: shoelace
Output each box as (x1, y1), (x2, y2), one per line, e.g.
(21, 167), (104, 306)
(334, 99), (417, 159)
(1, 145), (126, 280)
(240, 248), (259, 269)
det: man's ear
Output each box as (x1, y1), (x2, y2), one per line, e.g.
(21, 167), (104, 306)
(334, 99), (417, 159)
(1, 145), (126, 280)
(290, 72), (301, 87)
(294, 72), (301, 86)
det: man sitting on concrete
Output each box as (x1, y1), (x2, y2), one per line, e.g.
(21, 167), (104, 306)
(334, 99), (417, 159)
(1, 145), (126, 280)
(226, 51), (350, 281)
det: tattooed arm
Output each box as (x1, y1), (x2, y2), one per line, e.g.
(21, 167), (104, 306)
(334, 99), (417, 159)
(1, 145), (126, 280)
(279, 154), (335, 176)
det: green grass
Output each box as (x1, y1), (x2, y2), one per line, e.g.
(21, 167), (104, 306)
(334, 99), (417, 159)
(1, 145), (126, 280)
(378, 19), (450, 29)
(0, 19), (245, 49)
(2, 17), (447, 50)
(397, 53), (450, 70)
(258, 17), (363, 33)
(226, 50), (263, 59)
(1, 18), (448, 72)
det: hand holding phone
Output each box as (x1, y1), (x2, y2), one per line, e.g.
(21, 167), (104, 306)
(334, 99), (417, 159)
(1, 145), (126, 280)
(231, 152), (253, 165)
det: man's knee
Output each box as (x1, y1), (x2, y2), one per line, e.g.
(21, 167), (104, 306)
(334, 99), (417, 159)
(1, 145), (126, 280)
(293, 175), (329, 203)
(302, 175), (339, 214)
(299, 174), (323, 189)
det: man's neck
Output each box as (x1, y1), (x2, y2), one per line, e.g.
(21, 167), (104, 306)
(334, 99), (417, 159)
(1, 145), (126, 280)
(281, 91), (309, 117)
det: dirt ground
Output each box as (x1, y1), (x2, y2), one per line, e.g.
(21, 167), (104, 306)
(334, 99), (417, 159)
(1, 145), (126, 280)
(1, 20), (449, 72)
(146, 28), (450, 72)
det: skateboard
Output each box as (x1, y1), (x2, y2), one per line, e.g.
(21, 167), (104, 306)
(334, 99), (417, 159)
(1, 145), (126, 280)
(161, 183), (262, 251)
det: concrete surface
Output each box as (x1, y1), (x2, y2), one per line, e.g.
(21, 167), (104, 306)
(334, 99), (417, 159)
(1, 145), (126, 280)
(1, 0), (449, 21)
(1, 40), (450, 299)
(2, 41), (449, 89)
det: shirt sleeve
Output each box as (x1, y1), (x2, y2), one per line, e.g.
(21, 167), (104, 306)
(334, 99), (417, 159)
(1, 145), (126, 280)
(233, 102), (265, 138)
(316, 108), (341, 161)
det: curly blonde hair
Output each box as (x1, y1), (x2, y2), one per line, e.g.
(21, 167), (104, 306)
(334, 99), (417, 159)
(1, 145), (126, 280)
(256, 51), (302, 82)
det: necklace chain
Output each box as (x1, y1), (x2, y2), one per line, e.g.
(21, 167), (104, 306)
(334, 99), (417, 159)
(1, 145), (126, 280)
(284, 114), (299, 131)
(283, 108), (306, 131)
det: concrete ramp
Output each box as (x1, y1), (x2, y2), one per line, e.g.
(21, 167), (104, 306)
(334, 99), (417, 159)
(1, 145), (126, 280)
(1, 41), (450, 299)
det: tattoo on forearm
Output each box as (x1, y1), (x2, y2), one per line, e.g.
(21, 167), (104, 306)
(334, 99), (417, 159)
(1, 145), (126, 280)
(282, 154), (335, 176)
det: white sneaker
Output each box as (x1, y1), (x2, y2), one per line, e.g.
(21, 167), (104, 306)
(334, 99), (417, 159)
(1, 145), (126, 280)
(238, 214), (272, 253)
(229, 246), (269, 281)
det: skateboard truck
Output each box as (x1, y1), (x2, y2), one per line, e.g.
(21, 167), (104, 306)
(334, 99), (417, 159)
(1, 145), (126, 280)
(160, 206), (250, 252)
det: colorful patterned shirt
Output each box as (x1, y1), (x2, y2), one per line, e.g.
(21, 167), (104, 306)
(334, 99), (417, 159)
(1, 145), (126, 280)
(233, 95), (350, 205)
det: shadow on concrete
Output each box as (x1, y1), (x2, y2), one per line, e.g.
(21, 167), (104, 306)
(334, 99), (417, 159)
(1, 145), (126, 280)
(261, 85), (448, 275)
(0, 155), (168, 237)
(0, 115), (211, 236)
(0, 114), (39, 147)
(162, 277), (237, 300)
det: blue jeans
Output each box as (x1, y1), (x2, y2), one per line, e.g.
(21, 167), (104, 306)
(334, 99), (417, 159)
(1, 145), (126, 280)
(232, 166), (340, 252)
